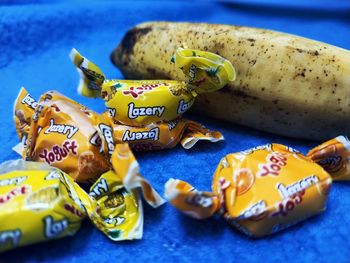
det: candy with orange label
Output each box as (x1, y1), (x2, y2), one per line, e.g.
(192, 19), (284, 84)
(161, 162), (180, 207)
(307, 136), (350, 181)
(70, 48), (235, 127)
(13, 87), (37, 149)
(105, 113), (224, 151)
(14, 88), (113, 183)
(164, 140), (349, 237)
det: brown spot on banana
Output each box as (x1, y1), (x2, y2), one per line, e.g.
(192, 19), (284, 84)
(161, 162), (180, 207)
(112, 27), (154, 74)
(120, 27), (153, 57)
(111, 22), (350, 140)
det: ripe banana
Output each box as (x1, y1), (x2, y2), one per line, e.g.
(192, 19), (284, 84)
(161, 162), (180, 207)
(111, 22), (350, 140)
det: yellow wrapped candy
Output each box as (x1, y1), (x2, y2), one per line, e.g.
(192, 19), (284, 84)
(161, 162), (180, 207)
(70, 48), (235, 126)
(0, 158), (165, 252)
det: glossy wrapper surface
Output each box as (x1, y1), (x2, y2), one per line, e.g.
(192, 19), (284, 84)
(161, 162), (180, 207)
(166, 136), (350, 237)
(71, 48), (235, 126)
(14, 88), (113, 183)
(0, 159), (164, 252)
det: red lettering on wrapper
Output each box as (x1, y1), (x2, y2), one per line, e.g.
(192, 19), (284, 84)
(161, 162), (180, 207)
(271, 190), (305, 217)
(0, 185), (30, 205)
(122, 83), (169, 98)
(38, 140), (78, 165)
(257, 152), (287, 177)
(64, 203), (85, 218)
(51, 105), (61, 112)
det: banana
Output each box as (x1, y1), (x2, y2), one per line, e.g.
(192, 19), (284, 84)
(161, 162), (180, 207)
(111, 22), (350, 140)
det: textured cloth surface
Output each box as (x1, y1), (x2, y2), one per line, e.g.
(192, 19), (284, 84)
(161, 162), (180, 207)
(1, 0), (350, 262)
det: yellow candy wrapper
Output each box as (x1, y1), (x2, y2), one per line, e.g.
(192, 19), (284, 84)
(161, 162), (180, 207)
(0, 159), (165, 252)
(165, 141), (343, 237)
(90, 143), (165, 241)
(70, 48), (235, 126)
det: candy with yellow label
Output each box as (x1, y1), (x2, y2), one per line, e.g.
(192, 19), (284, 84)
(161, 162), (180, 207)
(0, 159), (165, 252)
(70, 48), (235, 126)
(165, 137), (350, 237)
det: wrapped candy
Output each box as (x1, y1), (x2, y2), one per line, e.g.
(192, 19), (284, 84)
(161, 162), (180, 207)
(165, 137), (350, 237)
(14, 88), (115, 183)
(70, 48), (235, 126)
(0, 158), (165, 252)
(106, 114), (223, 151)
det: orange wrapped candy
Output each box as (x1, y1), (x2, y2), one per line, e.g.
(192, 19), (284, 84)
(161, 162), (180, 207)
(165, 137), (350, 237)
(14, 88), (113, 183)
(105, 113), (223, 151)
(307, 136), (350, 181)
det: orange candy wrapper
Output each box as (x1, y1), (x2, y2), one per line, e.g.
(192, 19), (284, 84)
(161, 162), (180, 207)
(165, 137), (350, 237)
(105, 113), (223, 151)
(14, 88), (113, 183)
(307, 136), (350, 181)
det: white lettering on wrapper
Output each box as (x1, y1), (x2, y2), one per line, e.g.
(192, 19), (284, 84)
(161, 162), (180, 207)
(177, 99), (191, 114)
(122, 127), (160, 142)
(99, 124), (114, 155)
(0, 229), (22, 247)
(277, 175), (319, 199)
(21, 93), (38, 109)
(89, 178), (108, 198)
(237, 200), (267, 220)
(44, 119), (79, 139)
(43, 216), (68, 238)
(128, 103), (165, 119)
(0, 176), (27, 187)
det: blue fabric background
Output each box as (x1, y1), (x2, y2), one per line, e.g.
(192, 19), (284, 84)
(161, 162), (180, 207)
(1, 0), (350, 262)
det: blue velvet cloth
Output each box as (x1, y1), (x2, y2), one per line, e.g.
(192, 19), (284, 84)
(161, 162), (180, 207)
(1, 1), (350, 262)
